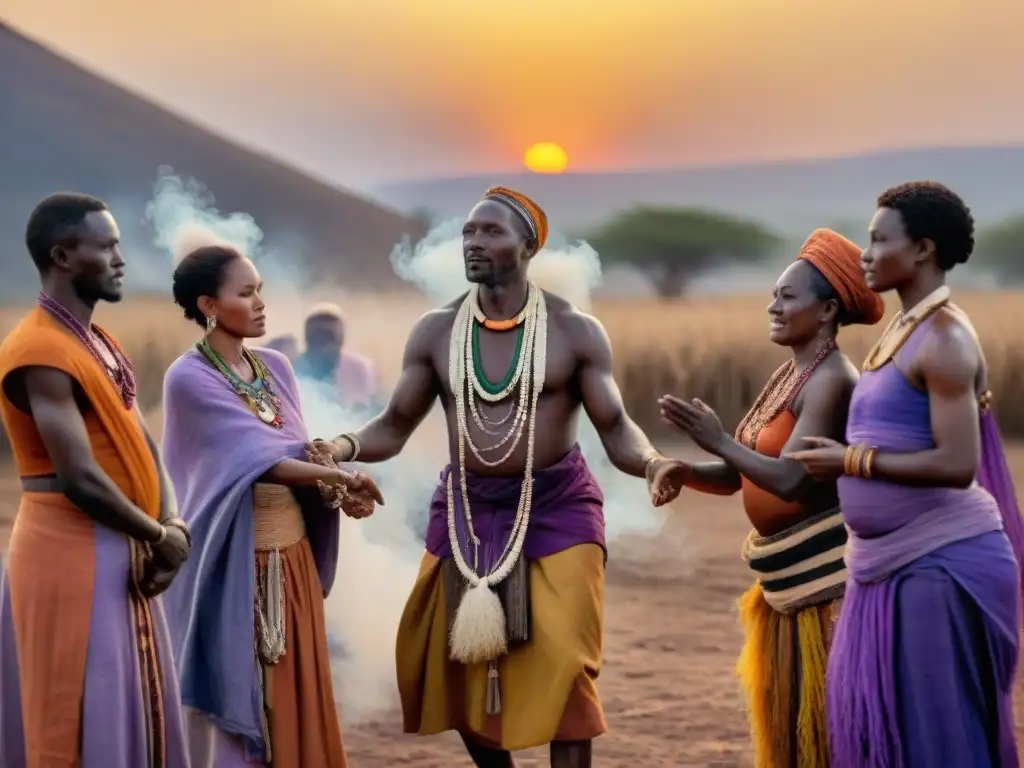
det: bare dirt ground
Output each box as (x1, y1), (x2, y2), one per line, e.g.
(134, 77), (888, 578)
(3, 445), (1024, 767)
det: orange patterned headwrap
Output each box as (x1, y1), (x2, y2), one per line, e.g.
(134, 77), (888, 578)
(482, 186), (549, 252)
(798, 228), (885, 326)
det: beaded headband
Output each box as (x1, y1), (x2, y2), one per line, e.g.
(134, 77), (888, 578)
(483, 192), (539, 242)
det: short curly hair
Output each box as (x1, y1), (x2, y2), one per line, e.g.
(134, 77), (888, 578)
(876, 181), (974, 271)
(25, 192), (109, 273)
(171, 245), (242, 328)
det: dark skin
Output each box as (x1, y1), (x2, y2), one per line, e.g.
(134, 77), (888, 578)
(788, 206), (985, 487)
(653, 259), (859, 537)
(311, 199), (683, 768)
(196, 256), (383, 513)
(3, 210), (190, 594)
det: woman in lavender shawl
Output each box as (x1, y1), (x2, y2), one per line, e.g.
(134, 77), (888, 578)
(160, 244), (383, 768)
(789, 181), (1024, 767)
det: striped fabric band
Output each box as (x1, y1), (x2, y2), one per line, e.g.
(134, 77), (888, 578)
(741, 506), (847, 614)
(484, 192), (538, 241)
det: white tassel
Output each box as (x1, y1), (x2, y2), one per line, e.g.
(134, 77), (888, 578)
(449, 579), (507, 664)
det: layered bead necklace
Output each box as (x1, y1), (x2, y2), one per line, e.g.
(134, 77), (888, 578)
(37, 292), (137, 410)
(446, 280), (547, 664)
(734, 336), (837, 449)
(196, 337), (284, 429)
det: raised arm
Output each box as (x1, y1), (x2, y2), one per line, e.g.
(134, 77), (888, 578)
(21, 367), (165, 543)
(869, 318), (981, 487)
(320, 311), (443, 463)
(714, 368), (851, 501)
(575, 314), (664, 478)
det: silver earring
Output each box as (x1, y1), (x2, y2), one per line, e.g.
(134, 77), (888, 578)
(206, 315), (217, 334)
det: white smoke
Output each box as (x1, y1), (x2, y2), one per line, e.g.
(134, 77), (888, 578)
(145, 171), (680, 726)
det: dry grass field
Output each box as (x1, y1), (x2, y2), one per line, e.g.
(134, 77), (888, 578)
(1, 290), (1024, 766)
(1, 288), (1022, 447)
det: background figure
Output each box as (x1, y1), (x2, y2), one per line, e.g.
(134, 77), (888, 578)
(264, 334), (299, 362)
(294, 303), (380, 416)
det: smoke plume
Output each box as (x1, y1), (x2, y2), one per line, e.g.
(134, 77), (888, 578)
(145, 170), (682, 726)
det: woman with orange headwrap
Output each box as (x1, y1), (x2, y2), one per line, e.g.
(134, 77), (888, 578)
(649, 229), (885, 767)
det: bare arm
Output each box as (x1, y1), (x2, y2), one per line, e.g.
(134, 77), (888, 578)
(684, 461), (742, 496)
(23, 367), (165, 543)
(714, 369), (850, 502)
(870, 319), (981, 488)
(327, 312), (443, 463)
(576, 315), (660, 477)
(261, 458), (348, 487)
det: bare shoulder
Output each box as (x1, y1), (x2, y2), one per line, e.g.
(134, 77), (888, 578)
(544, 292), (610, 358)
(405, 299), (463, 360)
(796, 352), (857, 411)
(918, 306), (982, 381)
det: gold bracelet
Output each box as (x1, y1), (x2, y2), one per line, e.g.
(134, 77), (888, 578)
(862, 447), (878, 479)
(643, 451), (665, 490)
(843, 445), (857, 476)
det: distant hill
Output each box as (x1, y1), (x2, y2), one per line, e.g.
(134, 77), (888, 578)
(374, 146), (1024, 237)
(0, 22), (425, 298)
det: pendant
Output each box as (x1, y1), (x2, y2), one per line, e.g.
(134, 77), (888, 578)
(257, 401), (276, 424)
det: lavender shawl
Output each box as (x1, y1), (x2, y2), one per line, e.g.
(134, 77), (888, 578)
(160, 347), (339, 760)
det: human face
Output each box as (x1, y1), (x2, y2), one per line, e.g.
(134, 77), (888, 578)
(462, 200), (532, 286)
(200, 257), (267, 338)
(62, 210), (125, 304)
(766, 260), (835, 347)
(304, 315), (344, 365)
(862, 207), (927, 293)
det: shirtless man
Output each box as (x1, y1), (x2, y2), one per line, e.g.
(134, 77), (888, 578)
(311, 186), (684, 768)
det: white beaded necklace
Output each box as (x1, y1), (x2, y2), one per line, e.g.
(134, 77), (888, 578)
(445, 280), (547, 664)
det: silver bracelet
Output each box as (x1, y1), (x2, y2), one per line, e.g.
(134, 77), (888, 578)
(334, 433), (361, 462)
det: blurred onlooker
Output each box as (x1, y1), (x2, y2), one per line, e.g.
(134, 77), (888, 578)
(264, 333), (299, 362)
(293, 303), (379, 412)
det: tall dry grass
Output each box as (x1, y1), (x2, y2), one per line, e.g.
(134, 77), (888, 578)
(1, 289), (1023, 459)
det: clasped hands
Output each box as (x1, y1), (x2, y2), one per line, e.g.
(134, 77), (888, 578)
(304, 440), (384, 519)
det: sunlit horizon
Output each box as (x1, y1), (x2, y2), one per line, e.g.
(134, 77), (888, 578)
(4, 0), (1024, 191)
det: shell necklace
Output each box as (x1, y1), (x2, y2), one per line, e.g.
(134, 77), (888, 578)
(445, 280), (547, 664)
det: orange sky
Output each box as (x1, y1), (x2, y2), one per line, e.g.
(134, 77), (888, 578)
(5, 0), (1024, 190)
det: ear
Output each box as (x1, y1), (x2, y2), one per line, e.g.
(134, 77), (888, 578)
(196, 295), (217, 320)
(49, 244), (70, 270)
(914, 237), (936, 265)
(819, 297), (839, 327)
(523, 237), (539, 259)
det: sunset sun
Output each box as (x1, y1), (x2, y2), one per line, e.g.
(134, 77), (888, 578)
(523, 142), (569, 174)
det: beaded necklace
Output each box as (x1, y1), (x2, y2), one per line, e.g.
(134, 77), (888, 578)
(445, 279), (546, 664)
(196, 338), (284, 428)
(37, 292), (137, 410)
(734, 336), (837, 449)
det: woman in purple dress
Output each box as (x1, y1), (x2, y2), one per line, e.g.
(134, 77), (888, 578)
(789, 181), (1024, 768)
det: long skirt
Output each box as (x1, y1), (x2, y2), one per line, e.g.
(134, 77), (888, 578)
(397, 543), (607, 752)
(187, 536), (348, 767)
(0, 491), (189, 767)
(827, 531), (1020, 767)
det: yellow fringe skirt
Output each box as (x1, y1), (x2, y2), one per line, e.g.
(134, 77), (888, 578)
(736, 582), (839, 768)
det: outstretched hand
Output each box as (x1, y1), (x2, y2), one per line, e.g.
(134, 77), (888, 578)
(784, 436), (847, 480)
(658, 395), (728, 454)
